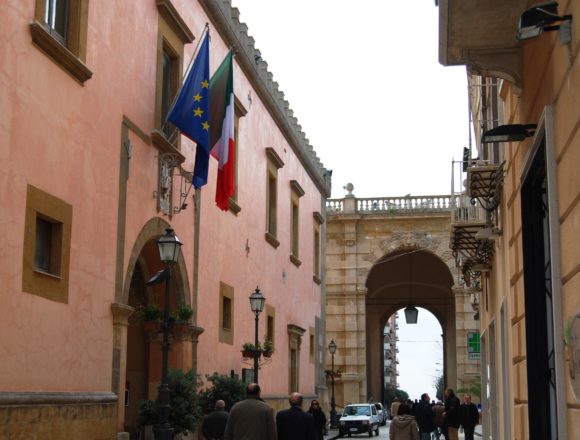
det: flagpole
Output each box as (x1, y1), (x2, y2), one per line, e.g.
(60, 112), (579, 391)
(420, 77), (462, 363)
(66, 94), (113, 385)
(163, 23), (210, 138)
(192, 186), (201, 368)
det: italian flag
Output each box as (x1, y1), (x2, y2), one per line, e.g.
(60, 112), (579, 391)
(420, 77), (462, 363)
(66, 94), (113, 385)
(209, 51), (235, 211)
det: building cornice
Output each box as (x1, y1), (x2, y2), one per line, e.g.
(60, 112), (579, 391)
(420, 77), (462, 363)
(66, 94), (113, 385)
(199, 0), (331, 197)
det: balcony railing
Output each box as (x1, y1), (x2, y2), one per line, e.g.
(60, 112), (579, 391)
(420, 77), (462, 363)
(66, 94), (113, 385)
(326, 195), (453, 214)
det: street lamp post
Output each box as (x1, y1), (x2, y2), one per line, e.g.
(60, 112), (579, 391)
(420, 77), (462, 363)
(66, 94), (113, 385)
(148, 227), (182, 440)
(329, 339), (338, 429)
(249, 287), (265, 384)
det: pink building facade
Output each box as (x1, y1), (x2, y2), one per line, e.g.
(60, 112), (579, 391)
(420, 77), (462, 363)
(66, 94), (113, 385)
(0, 0), (330, 438)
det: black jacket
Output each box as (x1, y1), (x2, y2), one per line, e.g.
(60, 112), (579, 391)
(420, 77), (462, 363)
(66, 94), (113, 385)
(415, 400), (435, 433)
(307, 407), (327, 440)
(202, 410), (229, 440)
(444, 395), (461, 428)
(276, 406), (317, 440)
(459, 403), (479, 429)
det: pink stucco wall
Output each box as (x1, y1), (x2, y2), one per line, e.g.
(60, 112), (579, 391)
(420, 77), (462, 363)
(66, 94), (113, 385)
(0, 0), (325, 399)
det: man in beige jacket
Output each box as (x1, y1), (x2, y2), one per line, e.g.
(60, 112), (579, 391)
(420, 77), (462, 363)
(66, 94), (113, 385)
(224, 383), (277, 440)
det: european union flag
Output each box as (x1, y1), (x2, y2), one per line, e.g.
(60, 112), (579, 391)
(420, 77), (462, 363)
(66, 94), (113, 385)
(167, 33), (210, 188)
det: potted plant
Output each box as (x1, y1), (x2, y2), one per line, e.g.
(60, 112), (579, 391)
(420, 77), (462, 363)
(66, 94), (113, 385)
(135, 304), (162, 333)
(262, 340), (274, 358)
(241, 342), (261, 358)
(324, 369), (342, 380)
(137, 368), (202, 437)
(170, 304), (193, 334)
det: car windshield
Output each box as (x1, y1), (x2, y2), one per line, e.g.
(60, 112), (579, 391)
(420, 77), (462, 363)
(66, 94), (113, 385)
(344, 406), (371, 416)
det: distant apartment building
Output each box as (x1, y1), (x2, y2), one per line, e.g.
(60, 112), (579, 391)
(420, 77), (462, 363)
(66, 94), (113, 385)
(0, 0), (330, 438)
(383, 313), (399, 389)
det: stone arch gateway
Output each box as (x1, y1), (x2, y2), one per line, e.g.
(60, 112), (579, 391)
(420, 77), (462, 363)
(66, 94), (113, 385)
(325, 192), (479, 405)
(365, 248), (455, 401)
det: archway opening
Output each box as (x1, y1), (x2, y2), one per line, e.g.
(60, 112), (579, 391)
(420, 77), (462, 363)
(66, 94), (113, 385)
(388, 307), (444, 403)
(366, 249), (455, 404)
(124, 234), (190, 438)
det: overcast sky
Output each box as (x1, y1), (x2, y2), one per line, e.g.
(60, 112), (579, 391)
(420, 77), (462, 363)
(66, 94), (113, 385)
(231, 0), (469, 200)
(230, 0), (463, 400)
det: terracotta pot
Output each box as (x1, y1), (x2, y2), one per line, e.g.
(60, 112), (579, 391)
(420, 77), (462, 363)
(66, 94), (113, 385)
(171, 322), (189, 334)
(143, 321), (161, 333)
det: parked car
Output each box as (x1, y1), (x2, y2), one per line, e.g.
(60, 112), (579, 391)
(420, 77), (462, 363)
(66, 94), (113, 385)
(373, 403), (387, 426)
(338, 403), (381, 437)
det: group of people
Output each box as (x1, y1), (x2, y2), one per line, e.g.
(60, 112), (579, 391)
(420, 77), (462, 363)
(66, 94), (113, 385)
(201, 383), (327, 440)
(201, 382), (479, 440)
(389, 389), (479, 440)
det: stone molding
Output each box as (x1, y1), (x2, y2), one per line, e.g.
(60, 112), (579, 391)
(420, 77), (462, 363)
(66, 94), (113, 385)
(0, 391), (117, 405)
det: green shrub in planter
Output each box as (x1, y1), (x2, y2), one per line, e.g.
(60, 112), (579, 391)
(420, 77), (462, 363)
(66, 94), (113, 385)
(199, 372), (246, 414)
(137, 369), (202, 438)
(135, 304), (162, 322)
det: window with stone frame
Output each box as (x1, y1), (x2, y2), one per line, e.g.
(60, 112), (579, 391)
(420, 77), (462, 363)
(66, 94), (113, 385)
(289, 180), (304, 267)
(265, 305), (275, 346)
(219, 282), (234, 344)
(30, 0), (92, 83)
(313, 211), (324, 284)
(151, 0), (194, 215)
(22, 185), (72, 303)
(226, 98), (248, 214)
(265, 148), (284, 248)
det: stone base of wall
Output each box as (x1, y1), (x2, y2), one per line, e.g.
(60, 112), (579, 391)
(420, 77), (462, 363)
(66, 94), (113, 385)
(0, 392), (118, 440)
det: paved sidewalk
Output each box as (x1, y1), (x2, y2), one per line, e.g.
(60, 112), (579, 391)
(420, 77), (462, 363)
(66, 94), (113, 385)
(323, 424), (482, 439)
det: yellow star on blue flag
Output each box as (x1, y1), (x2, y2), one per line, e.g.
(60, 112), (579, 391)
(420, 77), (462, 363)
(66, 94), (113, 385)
(167, 33), (211, 188)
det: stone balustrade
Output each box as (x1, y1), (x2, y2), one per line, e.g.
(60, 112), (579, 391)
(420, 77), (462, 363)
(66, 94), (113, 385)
(326, 194), (454, 214)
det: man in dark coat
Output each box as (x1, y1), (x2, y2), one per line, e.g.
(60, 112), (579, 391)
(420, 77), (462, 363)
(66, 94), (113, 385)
(415, 393), (435, 440)
(224, 383), (277, 440)
(443, 388), (461, 440)
(459, 394), (479, 440)
(202, 400), (229, 440)
(276, 392), (316, 440)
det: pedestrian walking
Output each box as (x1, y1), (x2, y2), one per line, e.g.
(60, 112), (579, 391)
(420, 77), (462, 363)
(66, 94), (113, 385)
(443, 388), (460, 440)
(307, 399), (327, 440)
(391, 397), (401, 419)
(223, 383), (277, 440)
(431, 400), (445, 440)
(459, 394), (479, 440)
(276, 392), (317, 440)
(415, 393), (435, 440)
(389, 403), (419, 440)
(202, 399), (229, 440)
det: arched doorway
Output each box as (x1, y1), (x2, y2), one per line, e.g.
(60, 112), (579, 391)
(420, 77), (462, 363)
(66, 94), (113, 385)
(365, 248), (455, 402)
(118, 219), (195, 438)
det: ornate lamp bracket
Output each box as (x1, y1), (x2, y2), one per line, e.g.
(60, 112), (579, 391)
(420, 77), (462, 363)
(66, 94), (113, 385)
(155, 152), (194, 215)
